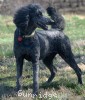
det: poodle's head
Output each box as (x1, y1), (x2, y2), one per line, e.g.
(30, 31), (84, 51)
(13, 4), (49, 32)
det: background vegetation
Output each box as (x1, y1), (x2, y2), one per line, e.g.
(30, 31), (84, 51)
(0, 0), (85, 15)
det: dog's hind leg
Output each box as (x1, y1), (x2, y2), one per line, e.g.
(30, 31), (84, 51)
(16, 57), (24, 91)
(58, 36), (82, 84)
(43, 53), (57, 83)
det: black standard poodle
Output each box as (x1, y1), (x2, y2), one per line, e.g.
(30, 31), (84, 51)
(13, 3), (82, 95)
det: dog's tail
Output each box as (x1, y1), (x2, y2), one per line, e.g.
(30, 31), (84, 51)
(46, 7), (65, 31)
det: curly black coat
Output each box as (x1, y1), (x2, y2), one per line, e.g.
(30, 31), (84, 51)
(47, 7), (65, 31)
(13, 4), (82, 95)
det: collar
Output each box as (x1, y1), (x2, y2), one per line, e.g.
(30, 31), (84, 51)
(18, 29), (35, 42)
(18, 29), (35, 38)
(22, 32), (35, 38)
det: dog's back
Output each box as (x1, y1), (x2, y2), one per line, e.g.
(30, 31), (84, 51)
(35, 29), (65, 58)
(36, 29), (64, 39)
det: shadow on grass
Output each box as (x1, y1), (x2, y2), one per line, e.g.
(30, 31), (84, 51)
(23, 78), (77, 90)
(40, 78), (77, 90)
(0, 84), (16, 99)
(40, 82), (60, 90)
(39, 78), (84, 95)
(0, 75), (16, 99)
(0, 76), (16, 81)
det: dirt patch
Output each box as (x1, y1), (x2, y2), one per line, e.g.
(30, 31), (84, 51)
(64, 63), (85, 71)
(73, 40), (85, 47)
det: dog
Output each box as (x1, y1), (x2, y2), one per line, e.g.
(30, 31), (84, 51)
(47, 7), (65, 31)
(13, 3), (82, 95)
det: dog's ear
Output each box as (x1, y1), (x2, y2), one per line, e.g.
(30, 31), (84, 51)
(25, 15), (29, 25)
(13, 12), (30, 28)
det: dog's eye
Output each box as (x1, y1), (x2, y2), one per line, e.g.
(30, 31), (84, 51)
(39, 12), (42, 16)
(37, 11), (42, 17)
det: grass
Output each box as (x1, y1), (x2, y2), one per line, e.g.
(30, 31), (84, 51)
(0, 15), (14, 59)
(65, 16), (85, 40)
(0, 14), (85, 100)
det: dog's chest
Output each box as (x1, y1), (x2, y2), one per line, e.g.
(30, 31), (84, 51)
(14, 34), (40, 57)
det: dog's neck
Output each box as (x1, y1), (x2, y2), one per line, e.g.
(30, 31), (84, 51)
(19, 25), (36, 37)
(26, 25), (36, 35)
(17, 26), (36, 42)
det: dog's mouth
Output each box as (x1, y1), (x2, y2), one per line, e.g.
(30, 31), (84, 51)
(36, 22), (48, 30)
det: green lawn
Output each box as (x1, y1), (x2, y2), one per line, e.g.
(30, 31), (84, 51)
(0, 14), (85, 100)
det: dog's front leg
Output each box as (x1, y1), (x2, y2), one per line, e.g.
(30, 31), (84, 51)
(32, 61), (39, 96)
(16, 57), (24, 91)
